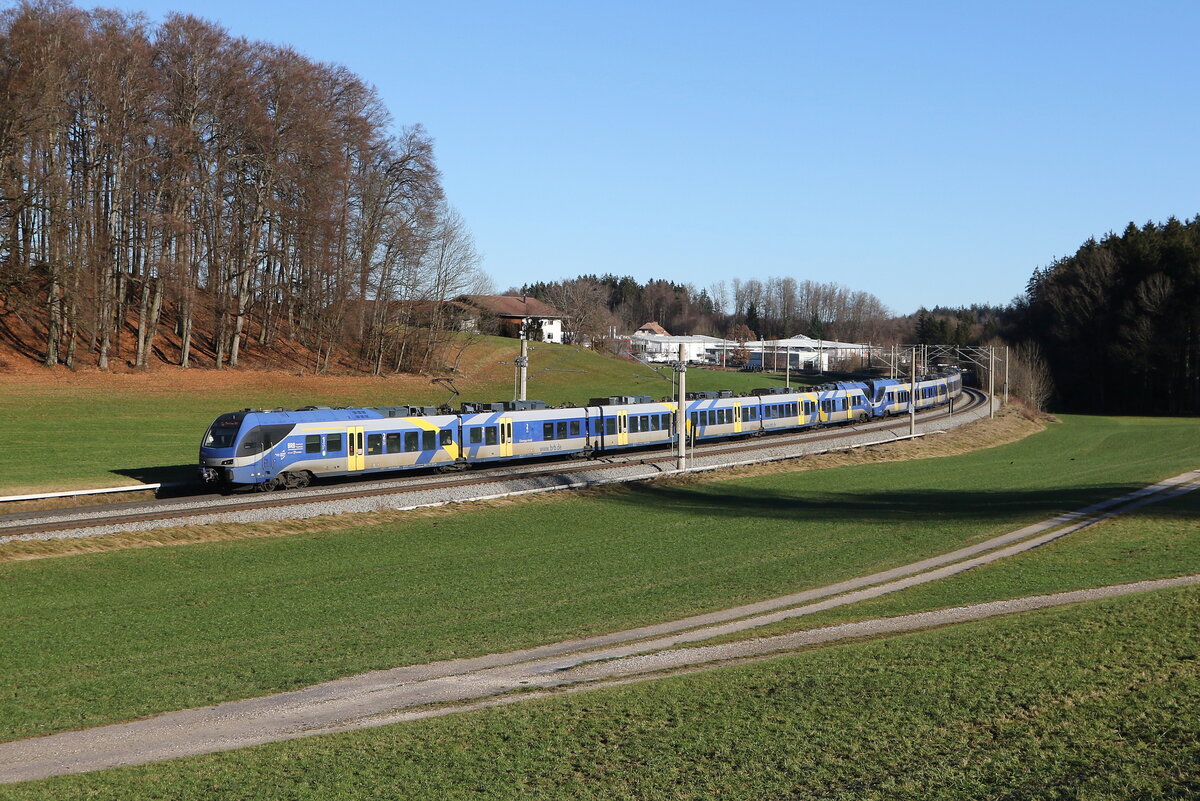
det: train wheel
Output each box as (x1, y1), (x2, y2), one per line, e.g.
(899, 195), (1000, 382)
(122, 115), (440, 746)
(256, 476), (284, 492)
(283, 471), (311, 490)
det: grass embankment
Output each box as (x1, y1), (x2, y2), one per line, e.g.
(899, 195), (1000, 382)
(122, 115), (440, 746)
(1, 415), (1197, 744)
(0, 338), (794, 494)
(5, 586), (1197, 799)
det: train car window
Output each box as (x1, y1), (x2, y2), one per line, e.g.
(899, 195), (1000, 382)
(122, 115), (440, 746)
(708, 411), (717, 425)
(544, 422), (555, 440)
(570, 420), (581, 437)
(327, 433), (343, 452)
(203, 412), (246, 449)
(440, 430), (453, 446)
(485, 427), (498, 446)
(630, 416), (640, 433)
(367, 434), (382, 455)
(664, 413), (672, 429)
(639, 415), (649, 431)
(556, 421), (568, 439)
(387, 432), (402, 452)
(605, 418), (617, 435)
(305, 435), (322, 454)
(690, 412), (698, 427)
(469, 428), (482, 445)
(422, 431), (436, 450)
(404, 431), (419, 452)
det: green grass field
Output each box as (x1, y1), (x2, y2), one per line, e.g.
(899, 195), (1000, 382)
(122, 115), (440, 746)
(2, 415), (1197, 746)
(4, 585), (1196, 799)
(0, 339), (800, 493)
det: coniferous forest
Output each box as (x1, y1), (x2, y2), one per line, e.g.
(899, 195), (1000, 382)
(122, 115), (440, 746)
(0, 1), (485, 374)
(1011, 217), (1200, 415)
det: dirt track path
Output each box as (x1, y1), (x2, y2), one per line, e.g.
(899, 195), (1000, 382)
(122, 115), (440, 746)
(2, 469), (1197, 784)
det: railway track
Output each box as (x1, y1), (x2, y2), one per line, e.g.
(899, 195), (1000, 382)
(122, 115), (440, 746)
(0, 389), (989, 540)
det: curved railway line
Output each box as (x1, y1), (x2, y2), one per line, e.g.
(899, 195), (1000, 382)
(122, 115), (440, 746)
(0, 389), (989, 542)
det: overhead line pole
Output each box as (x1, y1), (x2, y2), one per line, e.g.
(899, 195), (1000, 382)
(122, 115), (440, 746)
(675, 344), (687, 471)
(910, 346), (917, 438)
(519, 339), (529, 402)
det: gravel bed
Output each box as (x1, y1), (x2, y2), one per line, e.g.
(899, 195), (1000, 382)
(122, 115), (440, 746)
(0, 399), (992, 546)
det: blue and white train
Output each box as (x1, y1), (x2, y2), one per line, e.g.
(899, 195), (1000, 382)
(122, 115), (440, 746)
(199, 370), (962, 490)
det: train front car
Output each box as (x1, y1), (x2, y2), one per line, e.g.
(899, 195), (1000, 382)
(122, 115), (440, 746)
(198, 410), (248, 488)
(198, 409), (302, 490)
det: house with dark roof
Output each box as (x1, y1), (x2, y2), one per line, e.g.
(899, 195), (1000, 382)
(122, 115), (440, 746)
(456, 295), (566, 342)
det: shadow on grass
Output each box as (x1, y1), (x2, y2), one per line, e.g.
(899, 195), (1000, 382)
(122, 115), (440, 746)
(111, 465), (203, 497)
(609, 481), (1153, 524)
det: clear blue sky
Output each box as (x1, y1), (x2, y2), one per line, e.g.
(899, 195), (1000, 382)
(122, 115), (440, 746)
(109, 0), (1200, 315)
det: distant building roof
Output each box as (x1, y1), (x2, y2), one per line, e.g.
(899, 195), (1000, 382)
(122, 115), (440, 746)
(457, 295), (564, 319)
(636, 321), (670, 336)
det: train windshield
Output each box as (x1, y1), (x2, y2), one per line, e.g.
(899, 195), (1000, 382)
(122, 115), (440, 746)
(203, 412), (247, 449)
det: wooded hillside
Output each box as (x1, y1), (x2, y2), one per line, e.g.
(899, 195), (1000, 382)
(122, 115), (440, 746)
(0, 0), (485, 374)
(1012, 216), (1200, 415)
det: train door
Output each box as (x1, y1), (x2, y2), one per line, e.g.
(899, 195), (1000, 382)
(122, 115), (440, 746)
(617, 410), (629, 446)
(347, 426), (365, 471)
(733, 401), (743, 434)
(499, 417), (513, 457)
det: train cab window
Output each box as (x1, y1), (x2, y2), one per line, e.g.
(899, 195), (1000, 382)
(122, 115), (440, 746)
(422, 431), (437, 450)
(327, 433), (343, 452)
(544, 422), (555, 440)
(469, 428), (483, 445)
(305, 435), (322, 454)
(367, 434), (383, 455)
(404, 431), (419, 452)
(570, 420), (581, 437)
(387, 433), (402, 452)
(485, 426), (498, 446)
(440, 430), (453, 446)
(605, 418), (617, 436)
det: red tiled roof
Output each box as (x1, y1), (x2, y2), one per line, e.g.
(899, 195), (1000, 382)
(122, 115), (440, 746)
(637, 321), (670, 335)
(458, 295), (564, 319)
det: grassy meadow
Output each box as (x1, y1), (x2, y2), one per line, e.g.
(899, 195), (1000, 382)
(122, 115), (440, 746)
(4, 584), (1196, 799)
(0, 338), (801, 494)
(2, 414), (1197, 746)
